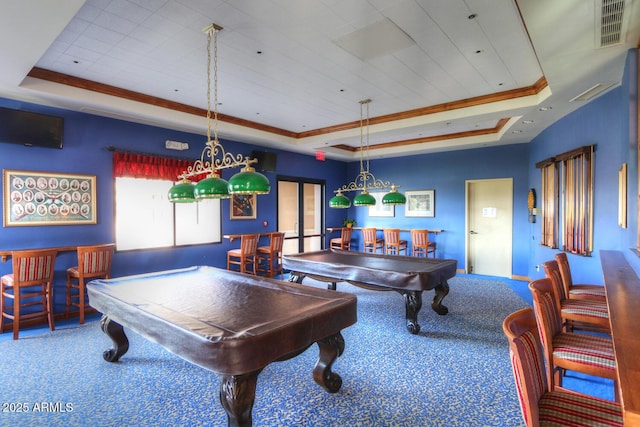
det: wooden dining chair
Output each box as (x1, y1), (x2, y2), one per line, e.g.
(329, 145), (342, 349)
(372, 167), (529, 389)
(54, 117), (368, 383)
(542, 260), (609, 333)
(1, 248), (58, 340)
(528, 278), (618, 395)
(256, 232), (285, 278)
(410, 229), (435, 258)
(330, 227), (352, 251)
(555, 252), (607, 301)
(66, 243), (115, 324)
(361, 227), (383, 253)
(227, 234), (259, 274)
(503, 307), (622, 427)
(383, 229), (407, 255)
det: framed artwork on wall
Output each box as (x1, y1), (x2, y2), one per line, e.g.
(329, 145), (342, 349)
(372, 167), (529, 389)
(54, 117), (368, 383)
(368, 192), (395, 217)
(230, 194), (256, 220)
(3, 169), (97, 226)
(405, 189), (435, 218)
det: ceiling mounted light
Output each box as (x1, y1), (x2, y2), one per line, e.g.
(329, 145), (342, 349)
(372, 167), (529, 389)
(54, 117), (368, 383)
(168, 24), (270, 203)
(329, 99), (405, 208)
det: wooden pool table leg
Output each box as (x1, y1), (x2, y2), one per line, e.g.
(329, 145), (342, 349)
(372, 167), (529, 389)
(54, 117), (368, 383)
(313, 332), (345, 393)
(431, 280), (450, 315)
(219, 371), (260, 427)
(99, 315), (130, 362)
(402, 291), (423, 334)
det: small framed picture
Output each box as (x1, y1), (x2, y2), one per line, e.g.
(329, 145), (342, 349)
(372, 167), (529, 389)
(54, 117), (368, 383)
(405, 189), (435, 218)
(230, 194), (256, 220)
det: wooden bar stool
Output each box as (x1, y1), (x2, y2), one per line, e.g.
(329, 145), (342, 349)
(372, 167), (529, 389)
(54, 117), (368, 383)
(383, 229), (407, 255)
(66, 243), (115, 324)
(362, 227), (383, 253)
(555, 252), (606, 301)
(227, 234), (259, 274)
(410, 229), (435, 258)
(330, 227), (352, 250)
(1, 248), (58, 340)
(256, 232), (285, 278)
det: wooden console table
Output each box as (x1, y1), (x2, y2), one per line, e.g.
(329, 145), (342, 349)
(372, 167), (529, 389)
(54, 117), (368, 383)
(600, 250), (640, 425)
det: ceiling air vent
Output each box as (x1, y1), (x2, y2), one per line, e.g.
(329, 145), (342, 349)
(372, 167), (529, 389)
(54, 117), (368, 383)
(596, 0), (629, 47)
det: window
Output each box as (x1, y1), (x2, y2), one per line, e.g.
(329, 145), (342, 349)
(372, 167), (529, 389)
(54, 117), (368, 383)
(113, 152), (221, 251)
(536, 145), (594, 256)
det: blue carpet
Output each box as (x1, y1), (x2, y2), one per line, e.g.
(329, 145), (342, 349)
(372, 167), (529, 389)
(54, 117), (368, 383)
(0, 274), (611, 426)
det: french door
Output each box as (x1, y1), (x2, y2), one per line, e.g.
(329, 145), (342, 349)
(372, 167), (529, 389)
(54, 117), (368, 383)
(277, 176), (325, 255)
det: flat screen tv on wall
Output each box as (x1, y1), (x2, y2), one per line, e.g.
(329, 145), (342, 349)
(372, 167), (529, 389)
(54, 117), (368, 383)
(0, 106), (64, 149)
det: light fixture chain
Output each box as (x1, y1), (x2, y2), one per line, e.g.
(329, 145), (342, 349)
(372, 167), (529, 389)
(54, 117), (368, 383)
(212, 27), (219, 143)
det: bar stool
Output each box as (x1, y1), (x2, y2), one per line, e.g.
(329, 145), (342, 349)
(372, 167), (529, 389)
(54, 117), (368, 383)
(555, 252), (606, 301)
(410, 229), (435, 258)
(256, 232), (285, 278)
(1, 248), (57, 340)
(66, 243), (115, 324)
(227, 234), (259, 274)
(383, 229), (407, 255)
(362, 227), (383, 253)
(330, 227), (352, 250)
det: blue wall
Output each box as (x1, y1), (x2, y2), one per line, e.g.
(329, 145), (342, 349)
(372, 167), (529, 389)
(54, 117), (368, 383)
(340, 144), (530, 276)
(0, 98), (348, 312)
(527, 49), (639, 284)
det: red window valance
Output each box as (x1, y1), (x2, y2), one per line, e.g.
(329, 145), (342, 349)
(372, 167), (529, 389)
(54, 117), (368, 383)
(113, 152), (202, 182)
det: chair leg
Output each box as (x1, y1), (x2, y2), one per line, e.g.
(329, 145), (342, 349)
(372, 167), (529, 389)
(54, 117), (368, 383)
(13, 289), (20, 340)
(47, 282), (55, 331)
(65, 274), (72, 319)
(78, 279), (85, 325)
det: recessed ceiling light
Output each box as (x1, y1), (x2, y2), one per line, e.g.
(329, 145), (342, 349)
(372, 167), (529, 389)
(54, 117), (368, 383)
(539, 107), (552, 111)
(522, 120), (534, 124)
(512, 130), (523, 134)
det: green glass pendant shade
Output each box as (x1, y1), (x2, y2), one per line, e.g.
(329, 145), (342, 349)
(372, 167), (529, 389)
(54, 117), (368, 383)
(353, 191), (376, 207)
(194, 173), (230, 199)
(382, 187), (406, 205)
(168, 180), (196, 203)
(228, 167), (270, 195)
(329, 192), (351, 209)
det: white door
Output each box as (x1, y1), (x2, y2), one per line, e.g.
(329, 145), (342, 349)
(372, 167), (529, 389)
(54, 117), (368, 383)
(466, 179), (513, 277)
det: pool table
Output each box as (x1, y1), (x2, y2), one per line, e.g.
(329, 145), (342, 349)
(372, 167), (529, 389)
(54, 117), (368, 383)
(87, 266), (357, 427)
(283, 250), (457, 334)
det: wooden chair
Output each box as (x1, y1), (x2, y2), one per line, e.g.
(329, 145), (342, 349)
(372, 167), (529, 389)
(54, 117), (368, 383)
(528, 278), (618, 395)
(410, 229), (435, 258)
(66, 243), (115, 324)
(555, 252), (607, 301)
(330, 227), (352, 250)
(503, 307), (622, 427)
(383, 229), (407, 255)
(542, 260), (609, 333)
(256, 232), (285, 278)
(361, 227), (383, 253)
(1, 249), (57, 340)
(227, 234), (259, 274)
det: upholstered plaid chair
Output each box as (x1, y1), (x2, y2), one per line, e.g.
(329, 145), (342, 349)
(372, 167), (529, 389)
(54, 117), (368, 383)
(256, 232), (285, 278)
(330, 227), (352, 251)
(1, 248), (58, 339)
(66, 243), (115, 324)
(503, 307), (622, 427)
(383, 229), (407, 255)
(555, 252), (607, 301)
(528, 278), (618, 396)
(227, 234), (259, 275)
(410, 229), (435, 258)
(542, 260), (609, 333)
(361, 227), (383, 253)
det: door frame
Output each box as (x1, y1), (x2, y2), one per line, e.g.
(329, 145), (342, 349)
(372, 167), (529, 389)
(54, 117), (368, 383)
(464, 178), (513, 276)
(277, 175), (326, 253)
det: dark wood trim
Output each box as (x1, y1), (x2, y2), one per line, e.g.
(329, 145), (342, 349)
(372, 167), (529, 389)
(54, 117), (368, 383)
(28, 67), (546, 147)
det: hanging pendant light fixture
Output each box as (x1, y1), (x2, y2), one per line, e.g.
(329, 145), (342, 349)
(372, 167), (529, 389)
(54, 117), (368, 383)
(168, 24), (270, 203)
(329, 99), (405, 208)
